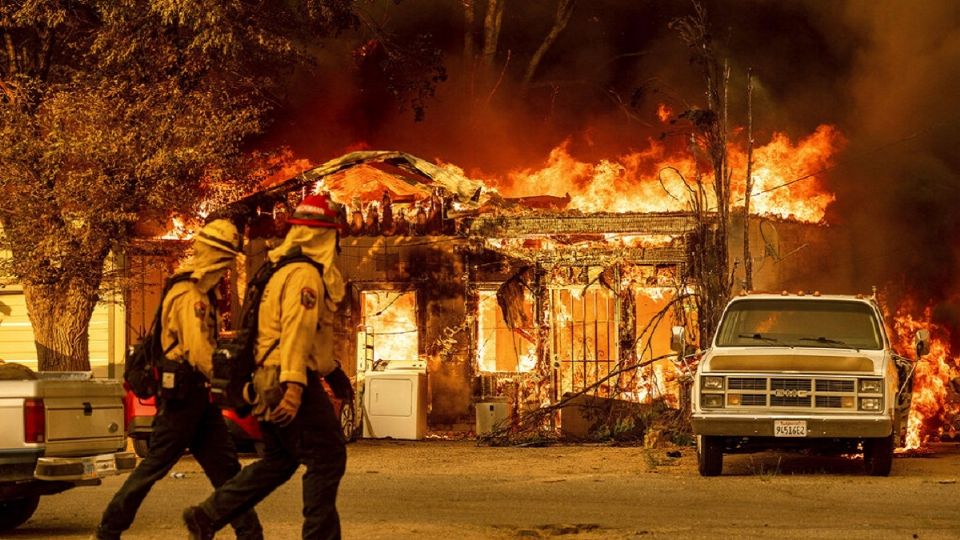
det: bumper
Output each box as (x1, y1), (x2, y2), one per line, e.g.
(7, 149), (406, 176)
(127, 415), (154, 436)
(34, 451), (137, 482)
(692, 414), (893, 438)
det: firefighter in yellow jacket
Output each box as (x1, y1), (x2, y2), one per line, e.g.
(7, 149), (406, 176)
(184, 194), (348, 540)
(96, 220), (262, 540)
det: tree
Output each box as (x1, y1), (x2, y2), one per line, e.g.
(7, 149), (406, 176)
(461, 0), (576, 98)
(520, 0), (576, 91)
(669, 2), (733, 348)
(0, 0), (357, 370)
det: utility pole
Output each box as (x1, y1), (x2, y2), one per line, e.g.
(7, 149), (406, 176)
(743, 68), (755, 291)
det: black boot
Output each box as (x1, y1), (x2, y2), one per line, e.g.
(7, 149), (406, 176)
(182, 506), (215, 540)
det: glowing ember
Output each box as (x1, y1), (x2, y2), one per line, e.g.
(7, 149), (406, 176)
(891, 302), (959, 449)
(657, 103), (672, 123)
(601, 234), (679, 249)
(160, 217), (194, 240)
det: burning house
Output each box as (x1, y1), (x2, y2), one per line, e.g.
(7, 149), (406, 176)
(185, 149), (833, 438)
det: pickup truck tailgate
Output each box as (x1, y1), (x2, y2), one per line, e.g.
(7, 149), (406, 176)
(37, 375), (126, 457)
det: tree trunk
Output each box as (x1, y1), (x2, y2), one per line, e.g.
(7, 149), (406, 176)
(522, 0), (576, 90)
(743, 69), (754, 291)
(481, 0), (505, 72)
(462, 0), (476, 62)
(22, 278), (98, 372)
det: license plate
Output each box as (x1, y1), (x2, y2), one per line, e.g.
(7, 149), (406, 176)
(82, 455), (118, 479)
(774, 420), (807, 437)
(94, 455), (117, 475)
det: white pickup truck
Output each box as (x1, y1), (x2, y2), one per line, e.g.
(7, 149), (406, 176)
(0, 362), (135, 531)
(679, 293), (926, 477)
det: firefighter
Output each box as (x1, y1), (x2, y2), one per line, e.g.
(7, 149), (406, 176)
(183, 193), (348, 540)
(95, 219), (262, 540)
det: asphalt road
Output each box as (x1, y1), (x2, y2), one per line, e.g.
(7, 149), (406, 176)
(4, 440), (960, 540)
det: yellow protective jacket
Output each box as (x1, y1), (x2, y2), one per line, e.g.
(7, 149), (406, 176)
(255, 262), (338, 386)
(160, 279), (218, 378)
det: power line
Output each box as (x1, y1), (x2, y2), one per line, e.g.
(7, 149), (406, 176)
(739, 122), (948, 202)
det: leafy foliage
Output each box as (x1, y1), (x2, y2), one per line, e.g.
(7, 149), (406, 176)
(0, 0), (359, 368)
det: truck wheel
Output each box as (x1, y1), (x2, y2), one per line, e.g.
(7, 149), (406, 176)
(863, 435), (894, 476)
(0, 496), (40, 531)
(133, 438), (150, 458)
(697, 435), (723, 477)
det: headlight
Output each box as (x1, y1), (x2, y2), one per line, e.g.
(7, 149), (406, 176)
(701, 394), (724, 408)
(701, 376), (724, 390)
(859, 397), (882, 411)
(858, 379), (883, 394)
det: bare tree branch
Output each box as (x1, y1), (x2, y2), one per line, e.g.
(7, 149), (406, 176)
(522, 0), (576, 90)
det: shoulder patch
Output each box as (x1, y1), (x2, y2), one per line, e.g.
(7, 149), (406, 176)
(194, 301), (208, 318)
(301, 287), (318, 309)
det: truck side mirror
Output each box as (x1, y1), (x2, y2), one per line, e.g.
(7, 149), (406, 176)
(914, 329), (930, 357)
(670, 326), (686, 354)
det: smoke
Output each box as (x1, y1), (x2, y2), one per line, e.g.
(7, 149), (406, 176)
(811, 1), (960, 342)
(260, 0), (959, 334)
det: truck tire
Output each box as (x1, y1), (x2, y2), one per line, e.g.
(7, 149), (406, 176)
(0, 496), (40, 531)
(863, 435), (894, 476)
(133, 438), (150, 458)
(697, 435), (723, 476)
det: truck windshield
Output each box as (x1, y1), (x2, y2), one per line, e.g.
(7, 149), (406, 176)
(715, 299), (883, 350)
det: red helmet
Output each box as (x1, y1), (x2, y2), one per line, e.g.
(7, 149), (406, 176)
(286, 193), (345, 230)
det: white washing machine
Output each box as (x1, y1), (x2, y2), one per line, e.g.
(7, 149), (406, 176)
(362, 369), (427, 440)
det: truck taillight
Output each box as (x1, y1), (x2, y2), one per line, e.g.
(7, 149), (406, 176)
(123, 396), (130, 434)
(24, 398), (46, 443)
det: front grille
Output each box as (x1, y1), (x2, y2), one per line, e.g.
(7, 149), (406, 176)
(713, 376), (864, 410)
(816, 379), (855, 393)
(816, 395), (843, 408)
(771, 395), (812, 407)
(771, 378), (812, 391)
(728, 377), (767, 390)
(740, 394), (767, 406)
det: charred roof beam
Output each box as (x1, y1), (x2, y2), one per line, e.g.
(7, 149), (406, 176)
(466, 212), (709, 237)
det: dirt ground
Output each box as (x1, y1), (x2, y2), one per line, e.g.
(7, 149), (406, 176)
(7, 440), (960, 540)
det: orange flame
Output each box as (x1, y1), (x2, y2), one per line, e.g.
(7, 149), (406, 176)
(657, 104), (672, 123)
(362, 291), (419, 366)
(891, 302), (959, 449)
(475, 125), (842, 223)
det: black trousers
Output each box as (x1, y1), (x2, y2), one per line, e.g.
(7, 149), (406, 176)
(96, 381), (262, 539)
(198, 373), (347, 540)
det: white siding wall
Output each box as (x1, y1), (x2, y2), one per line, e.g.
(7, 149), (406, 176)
(0, 287), (122, 377)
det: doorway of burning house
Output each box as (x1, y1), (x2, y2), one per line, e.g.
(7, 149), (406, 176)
(549, 286), (619, 399)
(356, 289), (420, 373)
(477, 287), (536, 374)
